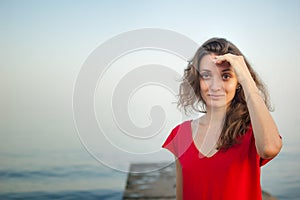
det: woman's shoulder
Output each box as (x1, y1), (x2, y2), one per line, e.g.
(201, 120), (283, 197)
(169, 119), (192, 136)
(236, 124), (253, 142)
(172, 119), (192, 129)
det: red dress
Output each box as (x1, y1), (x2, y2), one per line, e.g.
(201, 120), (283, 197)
(162, 120), (272, 200)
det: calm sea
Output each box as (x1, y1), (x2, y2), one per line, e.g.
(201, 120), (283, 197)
(0, 150), (127, 200)
(0, 143), (299, 200)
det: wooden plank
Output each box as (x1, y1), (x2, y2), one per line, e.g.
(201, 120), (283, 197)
(123, 162), (278, 200)
(123, 163), (175, 199)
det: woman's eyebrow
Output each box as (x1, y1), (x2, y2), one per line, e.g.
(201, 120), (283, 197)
(221, 68), (233, 72)
(199, 69), (211, 72)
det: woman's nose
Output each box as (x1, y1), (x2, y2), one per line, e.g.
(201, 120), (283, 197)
(210, 77), (223, 91)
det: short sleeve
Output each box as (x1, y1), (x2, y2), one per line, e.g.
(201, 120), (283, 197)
(259, 134), (282, 167)
(259, 157), (271, 167)
(162, 124), (180, 158)
(162, 121), (193, 159)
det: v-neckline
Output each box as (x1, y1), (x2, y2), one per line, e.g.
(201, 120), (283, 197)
(188, 120), (220, 159)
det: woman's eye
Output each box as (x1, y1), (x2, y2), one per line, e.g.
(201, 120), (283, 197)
(222, 74), (231, 80)
(200, 73), (211, 79)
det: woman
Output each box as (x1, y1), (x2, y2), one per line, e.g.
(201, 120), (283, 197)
(162, 38), (282, 200)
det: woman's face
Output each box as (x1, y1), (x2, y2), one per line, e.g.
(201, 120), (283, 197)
(199, 53), (238, 110)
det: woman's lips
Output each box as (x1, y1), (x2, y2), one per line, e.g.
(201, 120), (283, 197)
(208, 94), (226, 99)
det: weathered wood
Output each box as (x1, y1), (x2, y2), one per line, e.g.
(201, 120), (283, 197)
(123, 163), (175, 199)
(123, 162), (278, 200)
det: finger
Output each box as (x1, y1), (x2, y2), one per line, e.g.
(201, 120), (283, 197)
(215, 55), (231, 65)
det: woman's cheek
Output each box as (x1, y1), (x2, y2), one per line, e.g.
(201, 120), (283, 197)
(226, 81), (238, 95)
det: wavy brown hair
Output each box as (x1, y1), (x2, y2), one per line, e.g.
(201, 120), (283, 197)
(178, 37), (271, 149)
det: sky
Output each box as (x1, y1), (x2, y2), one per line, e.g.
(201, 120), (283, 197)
(1, 0), (300, 171)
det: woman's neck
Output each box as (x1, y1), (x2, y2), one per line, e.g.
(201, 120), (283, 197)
(203, 106), (226, 127)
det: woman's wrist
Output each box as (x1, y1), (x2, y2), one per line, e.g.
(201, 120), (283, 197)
(240, 77), (260, 102)
(245, 90), (261, 102)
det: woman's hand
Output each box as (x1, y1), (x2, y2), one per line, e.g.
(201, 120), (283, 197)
(215, 53), (252, 86)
